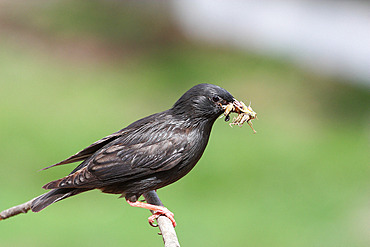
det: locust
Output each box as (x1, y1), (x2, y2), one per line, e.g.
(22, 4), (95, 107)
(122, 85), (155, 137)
(222, 100), (257, 133)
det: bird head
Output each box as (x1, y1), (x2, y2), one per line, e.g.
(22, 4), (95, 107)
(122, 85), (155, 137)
(171, 84), (246, 124)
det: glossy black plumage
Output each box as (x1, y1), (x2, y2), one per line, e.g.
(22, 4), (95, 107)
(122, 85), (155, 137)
(31, 84), (236, 213)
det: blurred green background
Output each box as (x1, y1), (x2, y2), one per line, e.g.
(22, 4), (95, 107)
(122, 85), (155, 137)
(0, 1), (369, 247)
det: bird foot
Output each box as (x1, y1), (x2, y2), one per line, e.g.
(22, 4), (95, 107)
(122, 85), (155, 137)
(126, 200), (176, 227)
(148, 207), (176, 227)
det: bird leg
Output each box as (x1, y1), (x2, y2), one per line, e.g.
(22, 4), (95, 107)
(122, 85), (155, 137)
(126, 200), (176, 227)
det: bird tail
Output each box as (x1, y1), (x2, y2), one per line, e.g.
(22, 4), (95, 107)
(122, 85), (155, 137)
(31, 188), (89, 212)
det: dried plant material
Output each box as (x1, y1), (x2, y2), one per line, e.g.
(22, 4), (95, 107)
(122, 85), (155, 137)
(223, 103), (235, 117)
(222, 100), (257, 133)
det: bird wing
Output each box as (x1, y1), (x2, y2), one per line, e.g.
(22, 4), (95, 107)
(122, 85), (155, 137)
(41, 130), (126, 170)
(42, 132), (188, 189)
(90, 137), (186, 181)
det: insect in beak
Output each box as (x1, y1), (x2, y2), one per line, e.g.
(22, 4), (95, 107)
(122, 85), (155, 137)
(221, 99), (258, 133)
(222, 103), (235, 122)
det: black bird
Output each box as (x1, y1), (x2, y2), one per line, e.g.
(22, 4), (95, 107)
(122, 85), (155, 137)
(29, 83), (244, 226)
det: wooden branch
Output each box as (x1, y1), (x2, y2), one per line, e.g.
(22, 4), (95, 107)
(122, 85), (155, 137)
(0, 196), (37, 220)
(1, 191), (181, 247)
(143, 191), (181, 247)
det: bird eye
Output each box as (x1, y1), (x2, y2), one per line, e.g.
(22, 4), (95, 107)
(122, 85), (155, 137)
(212, 96), (220, 102)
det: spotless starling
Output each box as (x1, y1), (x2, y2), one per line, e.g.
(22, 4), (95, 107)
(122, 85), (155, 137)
(28, 83), (256, 227)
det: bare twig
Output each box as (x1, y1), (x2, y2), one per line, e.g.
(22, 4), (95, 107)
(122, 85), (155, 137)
(143, 191), (180, 247)
(0, 196), (38, 220)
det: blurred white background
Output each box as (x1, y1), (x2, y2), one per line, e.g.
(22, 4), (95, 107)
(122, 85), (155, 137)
(172, 0), (370, 86)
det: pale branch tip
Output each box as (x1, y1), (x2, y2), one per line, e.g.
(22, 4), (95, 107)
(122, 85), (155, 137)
(0, 198), (35, 220)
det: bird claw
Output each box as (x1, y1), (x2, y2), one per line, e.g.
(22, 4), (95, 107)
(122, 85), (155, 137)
(148, 213), (160, 227)
(147, 207), (176, 228)
(126, 200), (176, 228)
